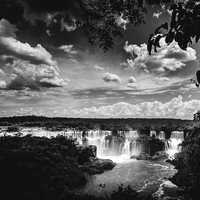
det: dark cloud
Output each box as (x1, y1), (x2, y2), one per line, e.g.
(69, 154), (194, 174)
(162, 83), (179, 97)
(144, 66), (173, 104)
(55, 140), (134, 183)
(0, 0), (24, 24)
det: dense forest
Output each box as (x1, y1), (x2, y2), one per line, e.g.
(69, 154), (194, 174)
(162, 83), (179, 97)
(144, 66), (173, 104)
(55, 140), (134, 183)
(0, 115), (193, 131)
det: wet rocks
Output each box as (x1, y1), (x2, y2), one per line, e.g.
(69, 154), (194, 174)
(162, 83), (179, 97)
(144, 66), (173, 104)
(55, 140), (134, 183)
(80, 158), (116, 175)
(151, 151), (168, 161)
(153, 180), (184, 200)
(131, 153), (152, 160)
(131, 151), (168, 161)
(77, 145), (97, 164)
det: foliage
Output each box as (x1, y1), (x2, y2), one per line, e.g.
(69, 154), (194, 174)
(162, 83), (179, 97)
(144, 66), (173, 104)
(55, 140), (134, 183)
(0, 135), (152, 200)
(149, 0), (200, 54)
(171, 127), (200, 200)
(80, 0), (146, 51)
(0, 135), (88, 200)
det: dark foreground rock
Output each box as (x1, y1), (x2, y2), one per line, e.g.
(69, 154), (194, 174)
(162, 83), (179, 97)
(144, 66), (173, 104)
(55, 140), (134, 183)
(77, 145), (97, 164)
(168, 128), (200, 200)
(153, 180), (184, 200)
(80, 158), (116, 174)
(0, 135), (116, 200)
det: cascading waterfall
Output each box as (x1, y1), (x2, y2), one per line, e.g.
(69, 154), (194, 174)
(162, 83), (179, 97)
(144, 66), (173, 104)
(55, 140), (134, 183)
(165, 131), (184, 159)
(84, 130), (141, 163)
(20, 127), (184, 162)
(84, 130), (184, 161)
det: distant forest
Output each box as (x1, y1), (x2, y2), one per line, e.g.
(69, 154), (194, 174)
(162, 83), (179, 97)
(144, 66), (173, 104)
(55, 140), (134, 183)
(0, 116), (193, 131)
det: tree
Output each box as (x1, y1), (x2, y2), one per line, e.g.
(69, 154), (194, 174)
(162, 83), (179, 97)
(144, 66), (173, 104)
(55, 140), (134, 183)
(0, 0), (149, 51)
(193, 111), (200, 121)
(148, 0), (200, 54)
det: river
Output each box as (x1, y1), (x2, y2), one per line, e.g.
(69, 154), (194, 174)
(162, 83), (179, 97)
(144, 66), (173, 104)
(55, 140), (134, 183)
(0, 126), (182, 196)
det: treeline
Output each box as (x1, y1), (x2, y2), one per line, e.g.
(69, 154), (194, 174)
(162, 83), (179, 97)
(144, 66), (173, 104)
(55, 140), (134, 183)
(0, 115), (193, 131)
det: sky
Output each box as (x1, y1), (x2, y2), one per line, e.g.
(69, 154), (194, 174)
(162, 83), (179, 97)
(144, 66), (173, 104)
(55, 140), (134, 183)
(1, 0), (200, 119)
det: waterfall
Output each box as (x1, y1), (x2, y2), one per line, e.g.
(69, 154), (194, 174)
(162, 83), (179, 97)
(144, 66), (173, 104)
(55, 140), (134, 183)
(165, 131), (183, 159)
(84, 129), (141, 162)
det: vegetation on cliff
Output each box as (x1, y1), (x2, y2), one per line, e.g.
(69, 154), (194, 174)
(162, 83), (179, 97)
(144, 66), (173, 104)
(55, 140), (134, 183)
(0, 134), (150, 200)
(171, 127), (200, 200)
(0, 135), (89, 200)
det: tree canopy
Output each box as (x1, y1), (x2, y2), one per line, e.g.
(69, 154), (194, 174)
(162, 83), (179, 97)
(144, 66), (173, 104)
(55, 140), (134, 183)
(148, 0), (200, 55)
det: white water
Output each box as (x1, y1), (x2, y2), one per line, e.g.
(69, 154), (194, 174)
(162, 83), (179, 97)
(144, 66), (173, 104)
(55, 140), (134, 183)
(165, 131), (184, 159)
(82, 130), (141, 163)
(1, 127), (184, 162)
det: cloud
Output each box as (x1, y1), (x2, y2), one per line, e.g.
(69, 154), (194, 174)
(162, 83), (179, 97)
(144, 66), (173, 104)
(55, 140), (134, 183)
(0, 19), (66, 91)
(0, 19), (56, 66)
(94, 65), (104, 71)
(127, 76), (137, 88)
(0, 58), (65, 90)
(58, 44), (78, 55)
(0, 19), (18, 37)
(155, 77), (170, 82)
(103, 72), (121, 83)
(124, 38), (197, 76)
(71, 96), (200, 119)
(128, 76), (136, 83)
(124, 41), (136, 57)
(0, 80), (6, 89)
(120, 62), (129, 69)
(0, 37), (56, 66)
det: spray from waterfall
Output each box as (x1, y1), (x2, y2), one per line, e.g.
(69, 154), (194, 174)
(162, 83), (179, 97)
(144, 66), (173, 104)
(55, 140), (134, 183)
(165, 131), (183, 159)
(84, 129), (141, 163)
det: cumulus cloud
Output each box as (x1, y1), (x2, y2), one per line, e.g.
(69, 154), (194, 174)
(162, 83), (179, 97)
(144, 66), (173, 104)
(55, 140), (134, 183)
(0, 19), (55, 66)
(103, 72), (121, 83)
(124, 38), (197, 76)
(4, 59), (64, 90)
(0, 37), (56, 66)
(124, 41), (136, 57)
(0, 80), (6, 89)
(58, 44), (78, 55)
(128, 76), (136, 83)
(71, 96), (200, 119)
(0, 19), (66, 90)
(127, 76), (137, 88)
(0, 57), (65, 90)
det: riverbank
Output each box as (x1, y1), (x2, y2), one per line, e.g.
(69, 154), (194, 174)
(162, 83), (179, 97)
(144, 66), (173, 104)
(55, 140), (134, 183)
(0, 135), (117, 200)
(168, 127), (200, 200)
